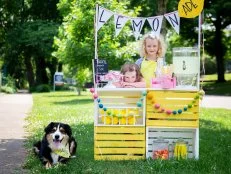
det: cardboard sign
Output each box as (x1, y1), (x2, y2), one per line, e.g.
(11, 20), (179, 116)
(178, 0), (204, 18)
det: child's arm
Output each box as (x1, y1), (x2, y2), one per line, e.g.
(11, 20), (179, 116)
(113, 81), (123, 88)
(121, 79), (146, 88)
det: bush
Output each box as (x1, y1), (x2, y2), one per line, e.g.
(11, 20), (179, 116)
(0, 85), (17, 94)
(203, 58), (217, 75)
(35, 84), (51, 93)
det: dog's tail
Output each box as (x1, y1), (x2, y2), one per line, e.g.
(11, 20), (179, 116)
(33, 141), (41, 155)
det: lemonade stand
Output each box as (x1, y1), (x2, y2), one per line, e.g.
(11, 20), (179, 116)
(92, 4), (203, 160)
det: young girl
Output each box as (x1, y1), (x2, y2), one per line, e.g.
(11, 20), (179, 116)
(135, 33), (166, 87)
(105, 63), (146, 88)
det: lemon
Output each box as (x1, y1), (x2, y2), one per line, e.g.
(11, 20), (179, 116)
(112, 116), (119, 125)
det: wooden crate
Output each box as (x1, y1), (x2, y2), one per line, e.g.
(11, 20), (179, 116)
(146, 90), (199, 127)
(95, 89), (146, 126)
(146, 127), (199, 159)
(94, 126), (146, 160)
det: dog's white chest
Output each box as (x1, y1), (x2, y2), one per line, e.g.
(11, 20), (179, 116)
(51, 152), (59, 164)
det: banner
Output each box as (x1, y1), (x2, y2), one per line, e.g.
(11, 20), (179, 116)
(147, 15), (163, 37)
(96, 6), (188, 38)
(130, 18), (146, 40)
(164, 11), (180, 34)
(114, 14), (129, 37)
(178, 0), (204, 18)
(97, 6), (114, 31)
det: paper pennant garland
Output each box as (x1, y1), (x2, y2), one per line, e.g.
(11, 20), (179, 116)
(96, 5), (182, 37)
(147, 15), (164, 37)
(114, 14), (129, 37)
(178, 0), (204, 18)
(97, 6), (114, 31)
(164, 11), (180, 34)
(130, 18), (146, 40)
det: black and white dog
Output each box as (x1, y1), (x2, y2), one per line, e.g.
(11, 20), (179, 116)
(34, 122), (77, 168)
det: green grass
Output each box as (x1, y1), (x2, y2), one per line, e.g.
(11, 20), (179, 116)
(24, 91), (231, 174)
(201, 73), (231, 96)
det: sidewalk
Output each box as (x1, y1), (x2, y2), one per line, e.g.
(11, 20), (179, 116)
(201, 95), (231, 110)
(0, 93), (33, 174)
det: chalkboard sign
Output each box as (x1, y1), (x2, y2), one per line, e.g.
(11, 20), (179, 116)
(94, 59), (108, 75)
(94, 59), (108, 83)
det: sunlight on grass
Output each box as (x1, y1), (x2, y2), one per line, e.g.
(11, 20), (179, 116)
(24, 91), (231, 173)
(202, 73), (231, 81)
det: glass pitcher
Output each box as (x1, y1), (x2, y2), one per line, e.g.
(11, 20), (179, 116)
(172, 138), (189, 160)
(152, 137), (169, 160)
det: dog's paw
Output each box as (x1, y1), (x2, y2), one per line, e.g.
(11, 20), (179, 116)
(45, 162), (52, 169)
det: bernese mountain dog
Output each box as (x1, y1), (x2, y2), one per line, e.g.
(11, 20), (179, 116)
(33, 122), (77, 168)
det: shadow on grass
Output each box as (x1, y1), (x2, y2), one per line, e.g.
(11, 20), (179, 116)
(202, 80), (231, 96)
(53, 98), (92, 105)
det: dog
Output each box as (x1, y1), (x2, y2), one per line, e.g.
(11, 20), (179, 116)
(33, 122), (77, 168)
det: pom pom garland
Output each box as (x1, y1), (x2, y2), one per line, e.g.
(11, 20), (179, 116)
(151, 92), (201, 115)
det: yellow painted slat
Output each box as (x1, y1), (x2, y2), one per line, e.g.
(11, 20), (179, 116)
(146, 120), (199, 127)
(94, 147), (145, 154)
(95, 134), (145, 141)
(147, 91), (198, 98)
(147, 99), (199, 105)
(95, 141), (145, 147)
(146, 105), (199, 112)
(95, 126), (145, 134)
(146, 113), (199, 119)
(94, 155), (145, 160)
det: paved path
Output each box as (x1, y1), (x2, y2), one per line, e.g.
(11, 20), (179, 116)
(0, 93), (33, 174)
(201, 95), (231, 110)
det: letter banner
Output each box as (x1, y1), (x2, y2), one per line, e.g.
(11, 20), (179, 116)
(114, 14), (129, 37)
(130, 18), (146, 40)
(178, 0), (204, 18)
(164, 11), (180, 34)
(147, 15), (163, 37)
(97, 6), (114, 31)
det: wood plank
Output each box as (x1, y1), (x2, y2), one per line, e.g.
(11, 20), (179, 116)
(94, 155), (145, 160)
(95, 126), (145, 133)
(146, 120), (199, 127)
(147, 91), (198, 98)
(95, 141), (145, 147)
(94, 147), (145, 154)
(100, 97), (140, 103)
(146, 99), (199, 105)
(146, 113), (199, 119)
(95, 134), (145, 141)
(146, 105), (199, 112)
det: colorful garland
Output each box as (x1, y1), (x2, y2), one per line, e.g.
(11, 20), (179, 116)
(90, 88), (147, 111)
(147, 90), (205, 115)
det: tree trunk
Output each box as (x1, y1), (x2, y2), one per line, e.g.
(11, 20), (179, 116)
(35, 57), (49, 85)
(24, 56), (35, 88)
(214, 14), (226, 82)
(157, 0), (168, 37)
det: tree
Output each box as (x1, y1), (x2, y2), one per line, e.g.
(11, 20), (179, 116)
(0, 0), (61, 88)
(53, 0), (140, 80)
(204, 0), (231, 82)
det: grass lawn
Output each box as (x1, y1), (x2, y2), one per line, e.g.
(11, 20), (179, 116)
(201, 73), (231, 96)
(24, 91), (231, 173)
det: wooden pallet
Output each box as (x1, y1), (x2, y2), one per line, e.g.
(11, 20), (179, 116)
(146, 127), (199, 159)
(146, 90), (199, 128)
(94, 126), (146, 160)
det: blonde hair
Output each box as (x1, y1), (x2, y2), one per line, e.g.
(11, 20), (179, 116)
(120, 63), (143, 82)
(139, 33), (166, 58)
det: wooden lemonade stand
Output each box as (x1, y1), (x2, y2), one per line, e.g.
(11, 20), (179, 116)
(92, 4), (203, 160)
